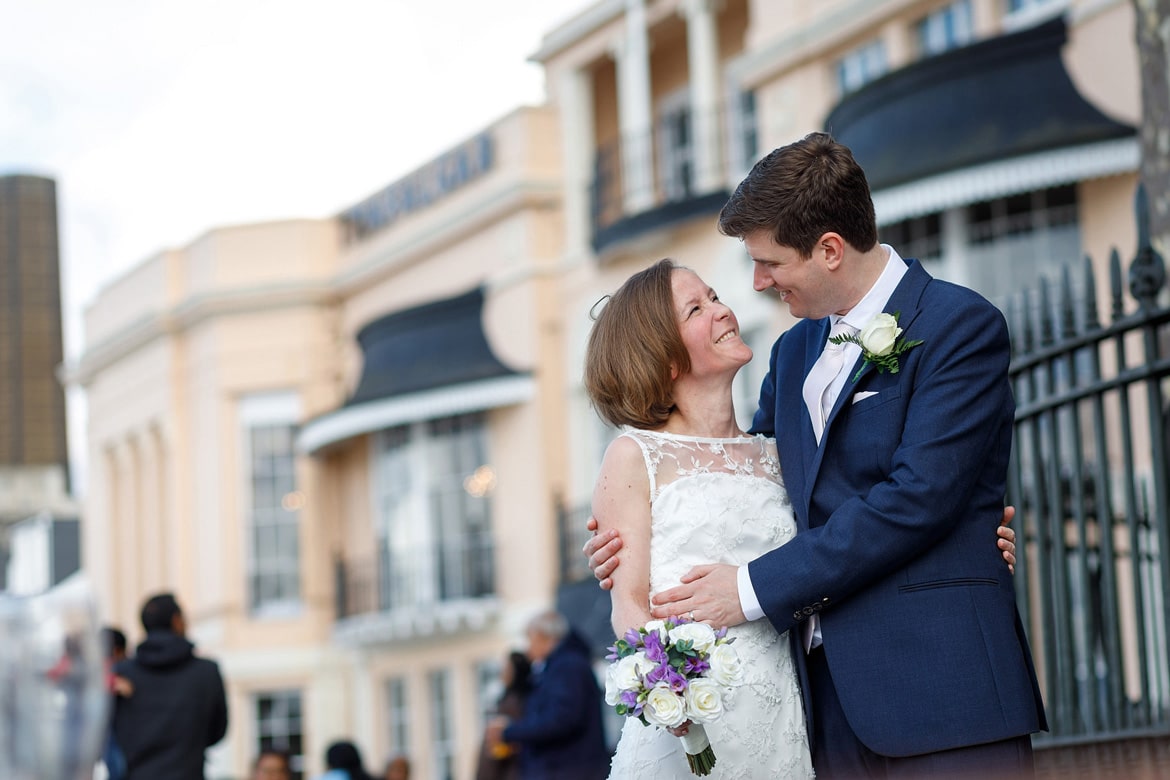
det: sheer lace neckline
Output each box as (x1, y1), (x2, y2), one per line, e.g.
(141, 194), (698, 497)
(631, 427), (755, 443)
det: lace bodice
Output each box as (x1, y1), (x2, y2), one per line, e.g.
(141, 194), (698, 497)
(621, 431), (793, 598)
(607, 429), (814, 779)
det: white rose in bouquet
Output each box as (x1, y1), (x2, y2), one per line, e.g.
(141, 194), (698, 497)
(708, 643), (744, 687)
(643, 619), (669, 643)
(644, 684), (687, 728)
(684, 677), (725, 723)
(668, 622), (717, 654)
(605, 651), (649, 705)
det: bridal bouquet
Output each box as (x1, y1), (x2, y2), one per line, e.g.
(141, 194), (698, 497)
(604, 616), (743, 776)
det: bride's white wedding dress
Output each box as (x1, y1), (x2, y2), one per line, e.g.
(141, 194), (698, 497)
(607, 429), (814, 779)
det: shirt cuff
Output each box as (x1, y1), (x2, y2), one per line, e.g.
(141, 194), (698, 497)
(737, 564), (765, 622)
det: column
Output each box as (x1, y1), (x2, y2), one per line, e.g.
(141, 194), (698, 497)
(137, 428), (164, 593)
(683, 0), (723, 193)
(557, 67), (596, 261)
(616, 0), (655, 213)
(113, 441), (141, 624)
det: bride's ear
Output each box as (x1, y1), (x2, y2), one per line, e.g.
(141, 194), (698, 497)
(670, 362), (680, 381)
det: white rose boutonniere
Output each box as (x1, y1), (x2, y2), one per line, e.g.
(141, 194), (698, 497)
(830, 311), (923, 382)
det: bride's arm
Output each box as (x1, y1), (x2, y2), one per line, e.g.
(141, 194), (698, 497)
(592, 436), (654, 636)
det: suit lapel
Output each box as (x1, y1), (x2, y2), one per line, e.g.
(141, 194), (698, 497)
(768, 318), (828, 529)
(805, 260), (933, 492)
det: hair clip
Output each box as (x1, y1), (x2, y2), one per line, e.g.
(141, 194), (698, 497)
(589, 294), (611, 320)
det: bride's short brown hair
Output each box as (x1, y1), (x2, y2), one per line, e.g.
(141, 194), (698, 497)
(584, 259), (690, 429)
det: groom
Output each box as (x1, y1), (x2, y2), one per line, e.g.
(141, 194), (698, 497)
(589, 133), (1046, 776)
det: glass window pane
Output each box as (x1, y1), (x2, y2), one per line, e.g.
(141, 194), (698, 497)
(247, 419), (301, 612)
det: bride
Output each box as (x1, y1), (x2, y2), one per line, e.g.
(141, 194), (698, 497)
(585, 259), (814, 778)
(583, 259), (1017, 778)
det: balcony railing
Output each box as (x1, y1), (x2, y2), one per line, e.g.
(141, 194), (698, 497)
(334, 533), (494, 620)
(590, 99), (754, 254)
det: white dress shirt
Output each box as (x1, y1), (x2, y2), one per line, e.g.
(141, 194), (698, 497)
(738, 246), (909, 645)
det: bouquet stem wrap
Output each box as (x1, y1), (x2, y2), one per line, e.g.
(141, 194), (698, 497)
(680, 724), (716, 776)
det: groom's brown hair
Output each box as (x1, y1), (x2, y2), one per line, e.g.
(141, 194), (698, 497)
(718, 132), (878, 257)
(584, 258), (689, 429)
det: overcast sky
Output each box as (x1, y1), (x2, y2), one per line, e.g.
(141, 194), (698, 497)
(0, 0), (589, 357)
(0, 0), (589, 489)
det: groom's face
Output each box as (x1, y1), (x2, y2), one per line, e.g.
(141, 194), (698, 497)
(745, 230), (840, 320)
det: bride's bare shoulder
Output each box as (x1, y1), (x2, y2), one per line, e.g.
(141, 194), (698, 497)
(599, 432), (647, 476)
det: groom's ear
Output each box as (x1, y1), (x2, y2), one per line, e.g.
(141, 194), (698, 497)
(819, 233), (846, 270)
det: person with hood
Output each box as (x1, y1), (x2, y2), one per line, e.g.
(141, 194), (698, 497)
(315, 740), (374, 780)
(112, 592), (228, 779)
(487, 610), (608, 780)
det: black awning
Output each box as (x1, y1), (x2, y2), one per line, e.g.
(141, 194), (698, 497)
(348, 286), (519, 405)
(824, 16), (1134, 192)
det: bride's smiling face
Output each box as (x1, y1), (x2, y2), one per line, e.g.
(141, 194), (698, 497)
(671, 269), (752, 378)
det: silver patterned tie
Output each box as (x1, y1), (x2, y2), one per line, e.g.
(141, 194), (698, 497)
(802, 319), (854, 442)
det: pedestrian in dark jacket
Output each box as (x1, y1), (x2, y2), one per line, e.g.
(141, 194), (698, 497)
(112, 593), (228, 780)
(491, 611), (609, 780)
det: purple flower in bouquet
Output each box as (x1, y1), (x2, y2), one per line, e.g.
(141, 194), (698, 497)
(646, 662), (687, 692)
(619, 689), (643, 717)
(642, 629), (667, 664)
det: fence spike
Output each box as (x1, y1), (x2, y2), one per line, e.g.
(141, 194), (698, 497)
(1039, 276), (1055, 346)
(1022, 290), (1035, 353)
(1005, 295), (1019, 356)
(1060, 264), (1077, 337)
(1109, 249), (1124, 322)
(1129, 182), (1167, 310)
(1083, 255), (1100, 330)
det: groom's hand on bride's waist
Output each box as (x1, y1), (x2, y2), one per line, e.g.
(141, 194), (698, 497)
(650, 564), (747, 628)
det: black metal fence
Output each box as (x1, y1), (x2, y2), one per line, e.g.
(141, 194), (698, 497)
(1006, 187), (1170, 744)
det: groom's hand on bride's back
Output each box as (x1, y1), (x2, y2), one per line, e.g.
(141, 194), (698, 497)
(583, 515), (621, 590)
(584, 508), (1020, 590)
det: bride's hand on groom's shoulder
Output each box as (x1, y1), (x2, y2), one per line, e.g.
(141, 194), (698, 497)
(650, 564), (746, 629)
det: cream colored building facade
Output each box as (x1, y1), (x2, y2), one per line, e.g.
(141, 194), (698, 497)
(74, 106), (569, 780)
(74, 0), (1149, 777)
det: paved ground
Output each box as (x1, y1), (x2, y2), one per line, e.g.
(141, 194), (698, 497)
(1035, 736), (1170, 779)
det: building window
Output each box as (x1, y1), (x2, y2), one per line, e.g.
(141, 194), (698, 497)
(725, 90), (758, 176)
(836, 39), (888, 96)
(429, 668), (456, 780)
(917, 0), (974, 57)
(1007, 0), (1060, 11)
(385, 677), (410, 760)
(255, 690), (304, 779)
(964, 184), (1080, 308)
(240, 393), (302, 616)
(880, 213), (943, 262)
(1003, 0), (1068, 30)
(374, 413), (494, 611)
(656, 93), (694, 202)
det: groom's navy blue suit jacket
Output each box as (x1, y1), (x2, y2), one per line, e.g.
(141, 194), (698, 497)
(749, 258), (1047, 757)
